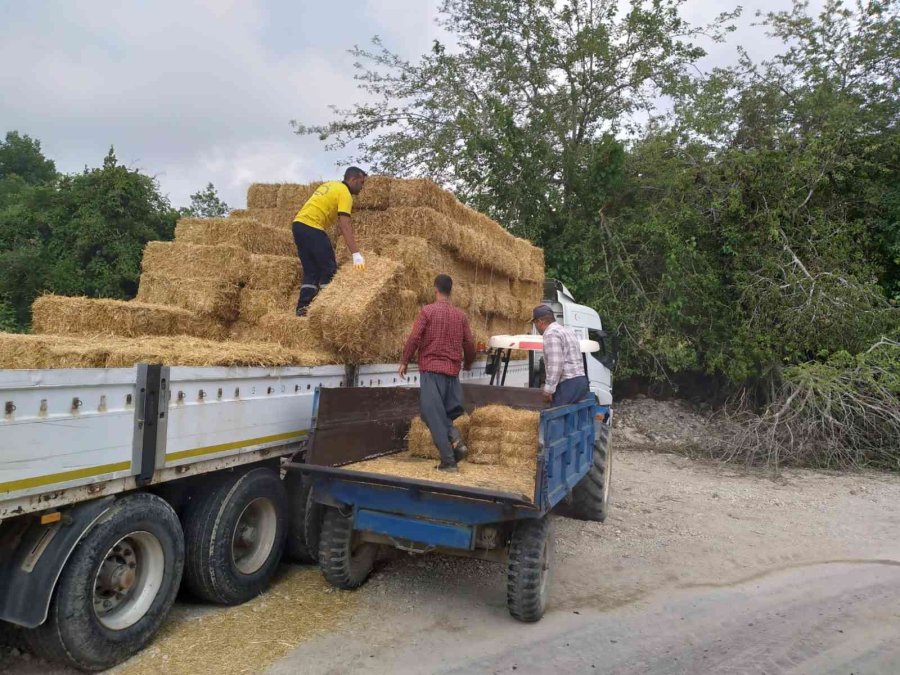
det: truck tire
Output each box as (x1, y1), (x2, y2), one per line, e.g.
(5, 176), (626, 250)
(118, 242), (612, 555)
(507, 516), (554, 623)
(569, 423), (612, 522)
(318, 507), (377, 590)
(183, 466), (288, 605)
(24, 493), (184, 671)
(284, 472), (323, 564)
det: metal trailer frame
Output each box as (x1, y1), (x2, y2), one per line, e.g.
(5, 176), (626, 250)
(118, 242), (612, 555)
(289, 386), (598, 559)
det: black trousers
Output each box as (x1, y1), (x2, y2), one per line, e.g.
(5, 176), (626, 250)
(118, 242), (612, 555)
(419, 371), (465, 465)
(292, 221), (337, 313)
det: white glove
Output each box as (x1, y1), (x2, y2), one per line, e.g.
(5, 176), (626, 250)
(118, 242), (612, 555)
(352, 252), (366, 270)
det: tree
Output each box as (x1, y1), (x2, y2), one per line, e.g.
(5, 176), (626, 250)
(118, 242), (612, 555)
(181, 182), (230, 218)
(0, 142), (178, 330)
(0, 131), (57, 186)
(295, 0), (739, 298)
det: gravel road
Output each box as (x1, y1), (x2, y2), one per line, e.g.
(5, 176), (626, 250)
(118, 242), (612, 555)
(3, 398), (899, 674)
(269, 448), (900, 675)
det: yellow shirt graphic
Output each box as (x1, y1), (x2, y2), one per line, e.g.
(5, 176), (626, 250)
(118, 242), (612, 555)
(294, 181), (353, 231)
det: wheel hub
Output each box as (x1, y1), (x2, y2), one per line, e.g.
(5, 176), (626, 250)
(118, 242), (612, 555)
(92, 531), (165, 630)
(231, 498), (278, 575)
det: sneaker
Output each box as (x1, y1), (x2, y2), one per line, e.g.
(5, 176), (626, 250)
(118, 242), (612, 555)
(295, 307), (308, 317)
(436, 462), (459, 473)
(452, 442), (468, 463)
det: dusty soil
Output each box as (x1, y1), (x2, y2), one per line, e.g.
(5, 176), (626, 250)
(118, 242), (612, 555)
(3, 398), (899, 674)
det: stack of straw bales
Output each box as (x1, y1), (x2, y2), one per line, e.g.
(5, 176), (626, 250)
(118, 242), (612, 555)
(3, 177), (543, 369)
(467, 405), (541, 468)
(407, 415), (471, 461)
(244, 177), (545, 347)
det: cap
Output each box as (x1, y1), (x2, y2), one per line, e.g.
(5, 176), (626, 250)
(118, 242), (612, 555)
(532, 304), (555, 321)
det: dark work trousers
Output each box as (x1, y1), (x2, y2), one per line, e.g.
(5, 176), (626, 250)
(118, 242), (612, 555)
(419, 371), (466, 465)
(292, 221), (337, 314)
(552, 375), (590, 406)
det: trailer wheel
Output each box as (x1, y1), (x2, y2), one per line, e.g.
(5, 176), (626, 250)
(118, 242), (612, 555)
(507, 516), (554, 623)
(318, 507), (377, 590)
(24, 493), (183, 671)
(183, 466), (288, 605)
(284, 472), (323, 564)
(569, 423), (612, 522)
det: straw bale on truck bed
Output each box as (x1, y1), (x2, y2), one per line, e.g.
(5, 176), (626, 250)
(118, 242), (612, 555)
(246, 254), (300, 291)
(0, 333), (110, 369)
(238, 288), (295, 323)
(141, 241), (250, 284)
(248, 314), (340, 364)
(103, 335), (331, 368)
(175, 217), (295, 257)
(32, 295), (225, 340)
(467, 405), (541, 468)
(136, 274), (241, 322)
(407, 415), (471, 461)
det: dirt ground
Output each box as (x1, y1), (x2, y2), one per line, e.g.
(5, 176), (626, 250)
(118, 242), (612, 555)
(3, 398), (899, 674)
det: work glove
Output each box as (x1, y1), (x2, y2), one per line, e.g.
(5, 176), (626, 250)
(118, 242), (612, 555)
(352, 252), (366, 270)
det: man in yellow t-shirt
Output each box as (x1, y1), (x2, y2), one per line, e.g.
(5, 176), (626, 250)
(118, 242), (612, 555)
(292, 167), (367, 316)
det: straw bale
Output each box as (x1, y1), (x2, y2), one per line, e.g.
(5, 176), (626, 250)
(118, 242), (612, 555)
(32, 295), (225, 340)
(307, 254), (406, 362)
(239, 288), (295, 323)
(407, 414), (471, 460)
(353, 175), (393, 210)
(136, 274), (241, 322)
(247, 254), (300, 291)
(103, 336), (331, 369)
(387, 178), (461, 214)
(0, 333), (110, 369)
(276, 183), (321, 210)
(252, 313), (338, 359)
(141, 241), (249, 284)
(247, 183), (279, 209)
(468, 405), (540, 467)
(175, 218), (296, 257)
(351, 451), (535, 500)
(228, 208), (251, 219)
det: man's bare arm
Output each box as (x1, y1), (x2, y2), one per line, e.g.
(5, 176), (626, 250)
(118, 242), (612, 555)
(338, 214), (359, 254)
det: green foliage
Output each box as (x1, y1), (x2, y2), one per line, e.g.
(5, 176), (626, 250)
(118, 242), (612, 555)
(297, 0), (899, 397)
(0, 143), (178, 330)
(180, 182), (230, 218)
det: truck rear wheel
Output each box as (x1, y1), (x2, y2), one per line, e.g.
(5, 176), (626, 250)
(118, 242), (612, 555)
(284, 472), (323, 564)
(24, 493), (184, 671)
(507, 516), (554, 623)
(183, 466), (288, 605)
(318, 507), (377, 590)
(569, 423), (612, 522)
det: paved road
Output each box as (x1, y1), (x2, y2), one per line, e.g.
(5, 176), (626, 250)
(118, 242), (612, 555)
(271, 560), (900, 675)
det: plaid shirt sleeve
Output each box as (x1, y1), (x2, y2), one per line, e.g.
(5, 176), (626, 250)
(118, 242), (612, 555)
(401, 309), (428, 366)
(543, 327), (564, 394)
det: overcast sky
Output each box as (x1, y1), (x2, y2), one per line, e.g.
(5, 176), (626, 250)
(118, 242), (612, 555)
(0, 1), (821, 210)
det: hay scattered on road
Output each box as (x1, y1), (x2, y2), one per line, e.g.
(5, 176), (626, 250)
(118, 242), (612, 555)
(115, 566), (356, 675)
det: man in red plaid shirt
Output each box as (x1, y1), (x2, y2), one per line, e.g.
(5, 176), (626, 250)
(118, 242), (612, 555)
(400, 274), (476, 471)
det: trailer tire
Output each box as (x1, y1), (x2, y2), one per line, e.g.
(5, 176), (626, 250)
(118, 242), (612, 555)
(507, 516), (554, 623)
(183, 467), (288, 605)
(318, 507), (376, 590)
(24, 493), (183, 671)
(569, 423), (612, 522)
(284, 472), (323, 564)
